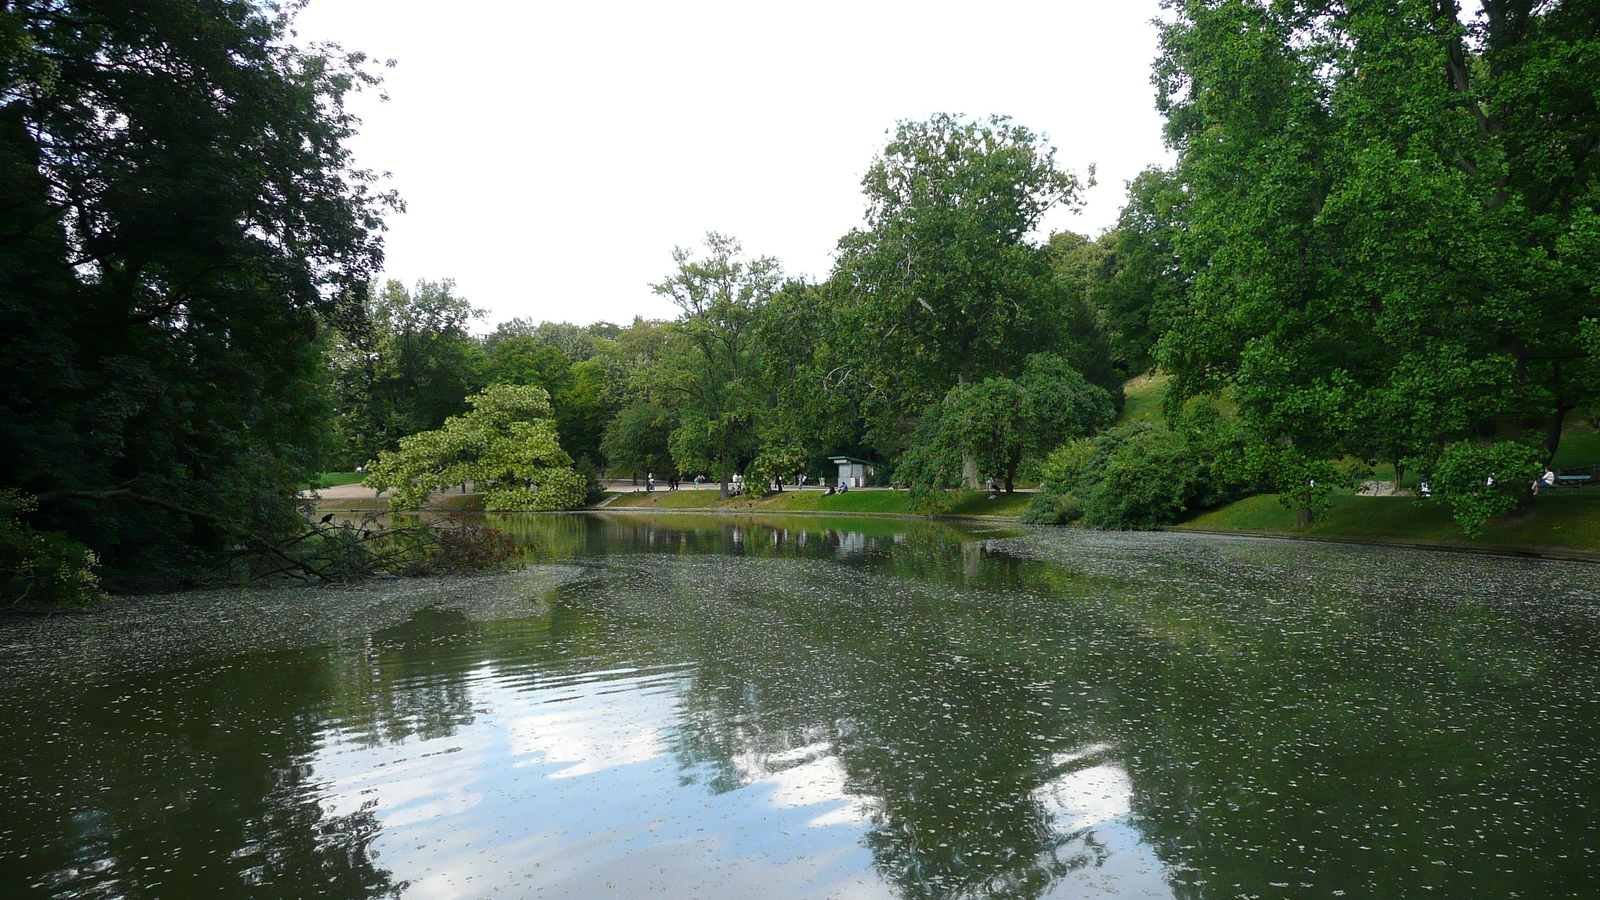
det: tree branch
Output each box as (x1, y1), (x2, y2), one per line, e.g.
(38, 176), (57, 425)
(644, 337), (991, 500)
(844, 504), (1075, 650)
(34, 488), (328, 580)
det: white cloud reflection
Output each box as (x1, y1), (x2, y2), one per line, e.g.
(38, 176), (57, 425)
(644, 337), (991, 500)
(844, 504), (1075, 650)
(307, 668), (1173, 899)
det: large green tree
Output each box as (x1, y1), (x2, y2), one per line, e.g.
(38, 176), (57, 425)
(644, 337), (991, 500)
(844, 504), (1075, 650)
(1082, 167), (1189, 376)
(649, 233), (781, 497)
(829, 114), (1100, 477)
(0, 0), (392, 588)
(597, 317), (675, 477)
(1155, 0), (1600, 527)
(896, 354), (1116, 499)
(481, 331), (612, 465)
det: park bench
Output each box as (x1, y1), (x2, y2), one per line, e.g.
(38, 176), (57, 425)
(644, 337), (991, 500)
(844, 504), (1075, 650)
(1555, 474), (1592, 488)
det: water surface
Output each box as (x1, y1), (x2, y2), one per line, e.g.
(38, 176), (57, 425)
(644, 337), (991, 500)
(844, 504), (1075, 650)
(3, 513), (1598, 899)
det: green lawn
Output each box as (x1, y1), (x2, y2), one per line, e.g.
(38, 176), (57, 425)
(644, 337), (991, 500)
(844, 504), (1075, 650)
(1119, 372), (1169, 424)
(1182, 491), (1600, 553)
(755, 489), (914, 513)
(1553, 412), (1600, 469)
(605, 489), (732, 509)
(604, 487), (1035, 517)
(946, 491), (1035, 517)
(311, 472), (365, 489)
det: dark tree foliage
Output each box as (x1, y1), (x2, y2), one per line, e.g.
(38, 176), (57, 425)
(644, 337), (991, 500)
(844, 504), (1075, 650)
(0, 0), (392, 588)
(1082, 168), (1189, 376)
(327, 279), (484, 470)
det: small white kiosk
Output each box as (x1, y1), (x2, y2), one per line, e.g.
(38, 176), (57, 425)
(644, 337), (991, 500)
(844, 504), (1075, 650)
(830, 455), (877, 488)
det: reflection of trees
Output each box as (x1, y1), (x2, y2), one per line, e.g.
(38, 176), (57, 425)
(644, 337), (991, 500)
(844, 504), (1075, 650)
(486, 511), (1025, 576)
(621, 553), (1130, 900)
(537, 523), (1600, 900)
(324, 607), (480, 748)
(0, 649), (406, 898)
(1022, 552), (1600, 900)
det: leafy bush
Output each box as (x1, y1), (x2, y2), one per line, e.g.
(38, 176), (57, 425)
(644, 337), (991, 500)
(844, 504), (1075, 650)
(1019, 490), (1083, 525)
(896, 355), (1116, 498)
(1430, 440), (1542, 536)
(1024, 406), (1257, 529)
(1241, 445), (1345, 525)
(573, 457), (606, 505)
(892, 413), (963, 514)
(744, 444), (811, 495)
(0, 491), (107, 608)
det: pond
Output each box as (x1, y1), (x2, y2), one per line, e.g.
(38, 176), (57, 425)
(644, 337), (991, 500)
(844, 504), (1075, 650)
(2, 512), (1599, 899)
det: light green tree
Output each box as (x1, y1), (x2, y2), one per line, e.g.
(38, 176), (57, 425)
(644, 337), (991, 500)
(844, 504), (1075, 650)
(363, 384), (584, 511)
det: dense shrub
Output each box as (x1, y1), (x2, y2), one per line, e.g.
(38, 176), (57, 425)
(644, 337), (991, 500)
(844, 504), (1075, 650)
(574, 457), (606, 505)
(1023, 406), (1256, 529)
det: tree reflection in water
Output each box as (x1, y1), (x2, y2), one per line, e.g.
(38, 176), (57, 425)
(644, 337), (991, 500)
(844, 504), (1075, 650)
(0, 647), (408, 898)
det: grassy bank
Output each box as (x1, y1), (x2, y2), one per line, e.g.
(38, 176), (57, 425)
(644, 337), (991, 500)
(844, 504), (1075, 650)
(1178, 491), (1600, 555)
(604, 488), (1035, 517)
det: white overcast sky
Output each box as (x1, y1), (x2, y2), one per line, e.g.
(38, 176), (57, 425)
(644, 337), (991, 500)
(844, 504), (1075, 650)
(291, 0), (1174, 328)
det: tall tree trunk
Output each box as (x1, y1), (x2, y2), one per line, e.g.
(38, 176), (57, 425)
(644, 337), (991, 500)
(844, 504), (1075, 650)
(1542, 405), (1569, 467)
(957, 371), (981, 488)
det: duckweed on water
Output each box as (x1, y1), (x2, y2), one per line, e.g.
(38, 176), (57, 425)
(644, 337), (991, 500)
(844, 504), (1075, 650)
(1, 513), (1597, 898)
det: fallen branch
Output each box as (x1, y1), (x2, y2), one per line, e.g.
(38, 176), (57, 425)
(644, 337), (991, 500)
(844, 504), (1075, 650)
(35, 488), (330, 581)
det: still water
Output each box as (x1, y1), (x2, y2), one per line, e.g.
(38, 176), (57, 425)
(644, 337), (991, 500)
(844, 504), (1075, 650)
(2, 512), (1598, 899)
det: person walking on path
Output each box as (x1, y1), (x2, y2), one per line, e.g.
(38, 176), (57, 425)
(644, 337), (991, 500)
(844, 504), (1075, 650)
(646, 472), (655, 492)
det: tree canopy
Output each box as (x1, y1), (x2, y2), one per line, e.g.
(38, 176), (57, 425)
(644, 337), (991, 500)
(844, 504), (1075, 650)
(1, 0), (393, 587)
(1154, 0), (1600, 529)
(646, 233), (781, 495)
(326, 279), (484, 469)
(896, 354), (1116, 500)
(831, 114), (1092, 418)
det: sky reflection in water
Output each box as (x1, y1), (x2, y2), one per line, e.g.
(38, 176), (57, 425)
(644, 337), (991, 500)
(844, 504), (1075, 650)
(3, 513), (1599, 899)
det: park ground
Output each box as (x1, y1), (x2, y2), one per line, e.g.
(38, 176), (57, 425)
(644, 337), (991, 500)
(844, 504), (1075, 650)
(304, 477), (1036, 519)
(307, 375), (1600, 558)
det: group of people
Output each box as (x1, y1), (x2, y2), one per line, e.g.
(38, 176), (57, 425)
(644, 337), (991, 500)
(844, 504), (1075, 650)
(643, 473), (682, 492)
(643, 471), (824, 495)
(1415, 467), (1560, 499)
